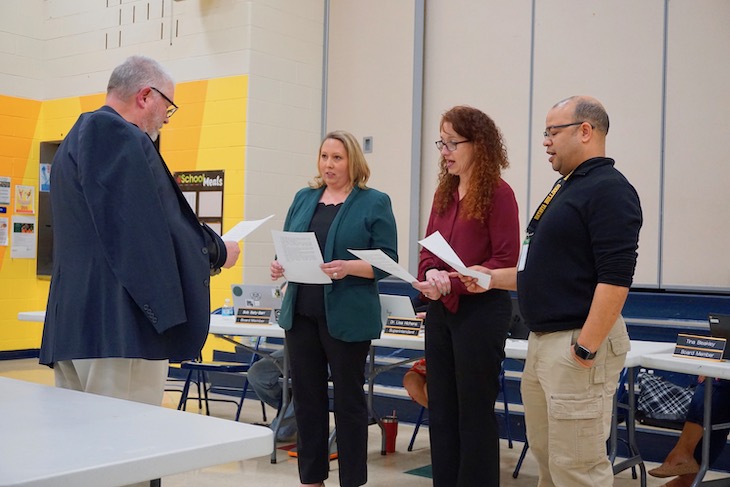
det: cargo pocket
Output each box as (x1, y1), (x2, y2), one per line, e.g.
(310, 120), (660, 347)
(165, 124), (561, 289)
(597, 332), (631, 390)
(548, 393), (606, 467)
(609, 334), (631, 356)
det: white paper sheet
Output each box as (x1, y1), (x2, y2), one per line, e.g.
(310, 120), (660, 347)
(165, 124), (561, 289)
(418, 231), (492, 289)
(11, 215), (36, 258)
(272, 230), (332, 284)
(347, 248), (417, 283)
(0, 217), (8, 246)
(222, 215), (274, 242)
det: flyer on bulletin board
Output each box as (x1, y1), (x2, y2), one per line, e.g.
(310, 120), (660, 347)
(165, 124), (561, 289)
(0, 176), (10, 205)
(14, 185), (35, 214)
(40, 164), (51, 192)
(11, 216), (36, 258)
(0, 217), (8, 246)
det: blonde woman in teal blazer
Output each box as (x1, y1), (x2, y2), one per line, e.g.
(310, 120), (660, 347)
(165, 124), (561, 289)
(271, 131), (397, 487)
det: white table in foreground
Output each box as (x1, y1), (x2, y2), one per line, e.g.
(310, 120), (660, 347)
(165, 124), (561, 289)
(0, 377), (272, 487)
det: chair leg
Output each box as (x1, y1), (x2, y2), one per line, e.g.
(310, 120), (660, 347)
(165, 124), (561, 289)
(408, 406), (427, 452)
(233, 376), (268, 423)
(513, 440), (529, 479)
(234, 378), (248, 422)
(501, 371), (513, 448)
(177, 370), (194, 411)
(200, 370), (211, 416)
(194, 370), (204, 410)
(616, 436), (638, 479)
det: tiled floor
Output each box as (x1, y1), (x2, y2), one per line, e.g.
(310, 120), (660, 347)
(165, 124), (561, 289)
(1, 358), (722, 486)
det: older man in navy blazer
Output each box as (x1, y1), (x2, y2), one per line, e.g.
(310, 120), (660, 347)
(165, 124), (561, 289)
(39, 55), (240, 407)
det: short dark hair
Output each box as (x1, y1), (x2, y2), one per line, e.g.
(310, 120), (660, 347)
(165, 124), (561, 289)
(567, 97), (610, 135)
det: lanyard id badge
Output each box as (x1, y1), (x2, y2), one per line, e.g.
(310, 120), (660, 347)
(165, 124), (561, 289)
(520, 170), (574, 272)
(517, 235), (530, 272)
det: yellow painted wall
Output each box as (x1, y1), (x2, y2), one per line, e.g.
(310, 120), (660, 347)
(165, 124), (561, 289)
(0, 95), (45, 351)
(0, 76), (248, 359)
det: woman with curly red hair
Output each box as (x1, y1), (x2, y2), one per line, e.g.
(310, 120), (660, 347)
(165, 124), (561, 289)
(413, 105), (520, 486)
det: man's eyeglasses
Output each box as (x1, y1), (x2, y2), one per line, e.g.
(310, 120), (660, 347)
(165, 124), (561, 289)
(150, 87), (179, 118)
(435, 139), (470, 152)
(543, 121), (590, 139)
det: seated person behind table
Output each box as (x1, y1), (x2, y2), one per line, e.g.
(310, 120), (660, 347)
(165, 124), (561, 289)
(649, 377), (730, 486)
(403, 358), (428, 408)
(402, 296), (429, 408)
(245, 282), (296, 442)
(403, 298), (525, 411)
(247, 348), (297, 442)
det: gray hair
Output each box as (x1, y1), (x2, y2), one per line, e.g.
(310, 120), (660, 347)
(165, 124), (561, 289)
(107, 55), (174, 100)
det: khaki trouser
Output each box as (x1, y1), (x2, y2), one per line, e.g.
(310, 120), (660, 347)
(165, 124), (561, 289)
(55, 358), (170, 487)
(521, 318), (630, 486)
(55, 357), (169, 405)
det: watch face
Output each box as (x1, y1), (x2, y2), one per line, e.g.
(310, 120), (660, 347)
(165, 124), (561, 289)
(575, 343), (594, 360)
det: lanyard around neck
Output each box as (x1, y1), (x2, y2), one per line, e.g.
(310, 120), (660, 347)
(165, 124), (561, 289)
(526, 169), (575, 236)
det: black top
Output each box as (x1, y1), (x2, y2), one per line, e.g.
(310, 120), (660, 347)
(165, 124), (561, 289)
(517, 157), (642, 333)
(295, 202), (342, 318)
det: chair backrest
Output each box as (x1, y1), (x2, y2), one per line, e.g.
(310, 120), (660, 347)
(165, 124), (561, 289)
(508, 295), (529, 340)
(708, 313), (730, 359)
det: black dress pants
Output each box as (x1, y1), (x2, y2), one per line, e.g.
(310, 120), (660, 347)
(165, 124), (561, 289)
(425, 290), (512, 486)
(286, 313), (370, 487)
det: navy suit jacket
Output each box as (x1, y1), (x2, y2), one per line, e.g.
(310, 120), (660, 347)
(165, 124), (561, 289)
(278, 186), (398, 342)
(40, 106), (225, 365)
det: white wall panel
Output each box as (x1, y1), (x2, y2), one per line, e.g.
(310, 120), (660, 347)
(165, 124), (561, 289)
(326, 0), (421, 273)
(43, 6), (122, 40)
(662, 0), (730, 290)
(0, 73), (44, 101)
(0, 0), (43, 36)
(0, 0), (43, 97)
(44, 0), (106, 18)
(242, 0), (325, 283)
(167, 27), (252, 58)
(422, 0), (532, 245)
(532, 0), (664, 288)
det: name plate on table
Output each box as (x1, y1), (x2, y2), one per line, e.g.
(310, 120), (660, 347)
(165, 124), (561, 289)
(235, 307), (273, 325)
(673, 333), (726, 361)
(383, 317), (424, 337)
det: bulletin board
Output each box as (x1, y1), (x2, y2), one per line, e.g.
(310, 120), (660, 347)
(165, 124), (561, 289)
(173, 170), (225, 235)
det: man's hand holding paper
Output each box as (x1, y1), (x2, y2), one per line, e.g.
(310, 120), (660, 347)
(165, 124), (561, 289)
(222, 214), (274, 242)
